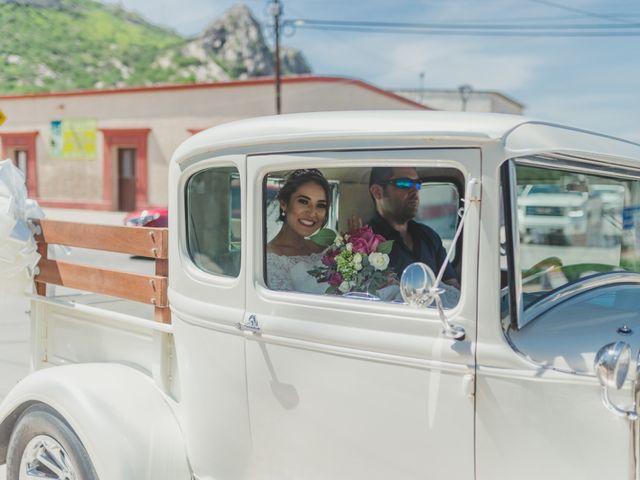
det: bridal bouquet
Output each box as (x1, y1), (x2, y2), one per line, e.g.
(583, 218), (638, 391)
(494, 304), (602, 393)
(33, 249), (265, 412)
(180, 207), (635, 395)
(309, 225), (397, 295)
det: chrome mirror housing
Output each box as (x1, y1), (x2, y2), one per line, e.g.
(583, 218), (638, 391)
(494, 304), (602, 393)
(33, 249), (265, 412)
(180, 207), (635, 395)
(593, 342), (637, 420)
(400, 262), (465, 341)
(594, 341), (630, 389)
(400, 263), (438, 307)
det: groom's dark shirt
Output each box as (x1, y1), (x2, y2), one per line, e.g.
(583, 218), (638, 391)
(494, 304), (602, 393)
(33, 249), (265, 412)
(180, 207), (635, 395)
(369, 211), (457, 281)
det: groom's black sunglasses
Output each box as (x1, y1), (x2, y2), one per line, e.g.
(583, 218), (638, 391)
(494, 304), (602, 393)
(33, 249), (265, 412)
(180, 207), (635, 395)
(382, 178), (422, 190)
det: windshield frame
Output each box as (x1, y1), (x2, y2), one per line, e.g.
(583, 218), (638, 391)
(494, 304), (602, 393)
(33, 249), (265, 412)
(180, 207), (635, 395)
(504, 154), (640, 330)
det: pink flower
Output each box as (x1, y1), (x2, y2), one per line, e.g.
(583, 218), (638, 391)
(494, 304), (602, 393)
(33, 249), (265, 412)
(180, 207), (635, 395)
(328, 272), (343, 286)
(349, 237), (369, 254)
(349, 225), (386, 254)
(322, 249), (338, 266)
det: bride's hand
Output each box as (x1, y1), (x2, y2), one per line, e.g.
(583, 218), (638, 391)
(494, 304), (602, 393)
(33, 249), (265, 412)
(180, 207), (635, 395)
(347, 214), (363, 232)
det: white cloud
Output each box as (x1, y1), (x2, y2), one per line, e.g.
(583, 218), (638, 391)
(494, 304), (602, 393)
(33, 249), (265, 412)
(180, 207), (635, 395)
(376, 39), (543, 90)
(292, 29), (543, 92)
(526, 92), (640, 140)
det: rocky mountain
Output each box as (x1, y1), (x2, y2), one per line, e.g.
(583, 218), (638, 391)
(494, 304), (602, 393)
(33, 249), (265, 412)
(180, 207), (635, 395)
(0, 0), (311, 94)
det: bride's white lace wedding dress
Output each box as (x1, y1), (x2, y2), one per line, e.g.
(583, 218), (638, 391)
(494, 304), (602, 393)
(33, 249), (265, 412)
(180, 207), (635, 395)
(266, 252), (328, 294)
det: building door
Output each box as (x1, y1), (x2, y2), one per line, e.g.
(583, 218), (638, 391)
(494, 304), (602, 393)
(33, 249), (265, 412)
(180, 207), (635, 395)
(12, 149), (28, 177)
(1, 132), (38, 197)
(117, 148), (136, 211)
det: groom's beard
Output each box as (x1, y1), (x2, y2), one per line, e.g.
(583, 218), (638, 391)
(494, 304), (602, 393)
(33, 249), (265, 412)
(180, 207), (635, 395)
(385, 195), (418, 225)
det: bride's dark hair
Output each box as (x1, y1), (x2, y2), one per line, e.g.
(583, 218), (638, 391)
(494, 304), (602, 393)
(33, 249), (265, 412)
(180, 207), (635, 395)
(277, 169), (331, 227)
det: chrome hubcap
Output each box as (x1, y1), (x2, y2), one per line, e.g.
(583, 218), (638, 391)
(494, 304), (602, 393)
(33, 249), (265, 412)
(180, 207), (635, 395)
(19, 435), (77, 480)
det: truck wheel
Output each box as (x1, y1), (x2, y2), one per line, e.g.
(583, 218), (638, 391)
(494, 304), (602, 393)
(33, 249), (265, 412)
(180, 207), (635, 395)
(6, 405), (98, 480)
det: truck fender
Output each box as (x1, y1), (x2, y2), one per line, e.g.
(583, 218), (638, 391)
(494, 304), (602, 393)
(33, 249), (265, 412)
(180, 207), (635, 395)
(0, 363), (191, 480)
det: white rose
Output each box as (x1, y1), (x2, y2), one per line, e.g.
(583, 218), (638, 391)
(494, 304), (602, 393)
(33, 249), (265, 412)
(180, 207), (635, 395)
(346, 242), (353, 252)
(338, 281), (351, 293)
(368, 252), (390, 271)
(334, 234), (344, 246)
(353, 253), (363, 271)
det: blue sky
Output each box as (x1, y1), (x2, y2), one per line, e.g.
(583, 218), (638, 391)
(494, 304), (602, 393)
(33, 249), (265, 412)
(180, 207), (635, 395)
(105, 0), (640, 141)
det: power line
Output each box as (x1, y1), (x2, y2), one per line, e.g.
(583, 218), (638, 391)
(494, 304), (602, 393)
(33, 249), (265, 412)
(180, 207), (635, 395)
(287, 18), (640, 37)
(290, 18), (640, 30)
(296, 25), (640, 37)
(526, 0), (633, 24)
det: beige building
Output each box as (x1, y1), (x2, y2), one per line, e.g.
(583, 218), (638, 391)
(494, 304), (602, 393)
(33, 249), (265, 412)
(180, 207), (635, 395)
(0, 76), (426, 211)
(394, 88), (524, 115)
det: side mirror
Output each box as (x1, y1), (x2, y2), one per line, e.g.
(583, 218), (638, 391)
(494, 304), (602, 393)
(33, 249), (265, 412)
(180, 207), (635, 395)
(400, 262), (465, 341)
(594, 341), (630, 389)
(400, 262), (438, 307)
(593, 342), (637, 420)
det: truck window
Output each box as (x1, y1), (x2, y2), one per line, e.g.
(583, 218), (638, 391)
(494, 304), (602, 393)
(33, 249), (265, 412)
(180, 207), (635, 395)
(263, 166), (463, 305)
(504, 160), (640, 329)
(186, 166), (241, 277)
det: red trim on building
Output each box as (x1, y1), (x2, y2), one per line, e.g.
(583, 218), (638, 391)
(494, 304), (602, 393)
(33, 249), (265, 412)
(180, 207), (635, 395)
(99, 129), (151, 211)
(0, 131), (39, 196)
(36, 199), (113, 210)
(0, 76), (430, 110)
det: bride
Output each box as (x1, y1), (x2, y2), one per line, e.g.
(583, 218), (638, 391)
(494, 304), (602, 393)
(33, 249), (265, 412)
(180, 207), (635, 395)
(266, 169), (332, 294)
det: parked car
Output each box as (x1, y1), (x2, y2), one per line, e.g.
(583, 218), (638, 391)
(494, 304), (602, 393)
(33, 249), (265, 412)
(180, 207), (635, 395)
(124, 207), (168, 227)
(517, 183), (603, 245)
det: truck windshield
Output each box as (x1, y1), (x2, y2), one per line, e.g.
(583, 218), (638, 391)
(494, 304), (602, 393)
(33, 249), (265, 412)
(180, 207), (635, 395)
(513, 162), (640, 310)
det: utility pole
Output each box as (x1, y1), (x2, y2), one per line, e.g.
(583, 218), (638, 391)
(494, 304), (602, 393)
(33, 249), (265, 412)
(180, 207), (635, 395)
(270, 0), (282, 114)
(458, 84), (472, 112)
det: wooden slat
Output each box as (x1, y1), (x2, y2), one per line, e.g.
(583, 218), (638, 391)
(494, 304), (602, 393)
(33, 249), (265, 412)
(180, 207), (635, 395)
(155, 306), (171, 324)
(34, 219), (168, 259)
(35, 232), (48, 296)
(35, 259), (168, 307)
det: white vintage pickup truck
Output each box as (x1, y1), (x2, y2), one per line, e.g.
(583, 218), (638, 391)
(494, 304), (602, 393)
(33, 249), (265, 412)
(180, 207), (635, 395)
(1, 111), (640, 480)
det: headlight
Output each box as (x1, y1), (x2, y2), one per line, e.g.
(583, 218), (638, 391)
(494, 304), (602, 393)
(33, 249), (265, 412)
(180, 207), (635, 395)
(568, 207), (584, 217)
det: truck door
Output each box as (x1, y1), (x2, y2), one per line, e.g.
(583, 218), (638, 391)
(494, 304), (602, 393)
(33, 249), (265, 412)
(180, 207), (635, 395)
(476, 157), (640, 480)
(244, 149), (481, 479)
(169, 155), (252, 479)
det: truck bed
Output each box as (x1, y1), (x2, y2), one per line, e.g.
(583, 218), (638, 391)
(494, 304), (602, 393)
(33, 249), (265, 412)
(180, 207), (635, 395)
(27, 220), (176, 396)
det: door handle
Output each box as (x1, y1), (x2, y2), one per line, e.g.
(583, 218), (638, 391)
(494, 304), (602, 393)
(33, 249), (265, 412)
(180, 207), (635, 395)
(237, 314), (260, 333)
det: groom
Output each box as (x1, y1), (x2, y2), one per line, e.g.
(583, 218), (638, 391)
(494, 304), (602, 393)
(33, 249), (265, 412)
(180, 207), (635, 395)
(368, 167), (461, 289)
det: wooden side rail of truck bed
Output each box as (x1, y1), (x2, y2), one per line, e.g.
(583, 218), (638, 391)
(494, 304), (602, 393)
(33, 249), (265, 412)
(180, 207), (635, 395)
(32, 219), (171, 324)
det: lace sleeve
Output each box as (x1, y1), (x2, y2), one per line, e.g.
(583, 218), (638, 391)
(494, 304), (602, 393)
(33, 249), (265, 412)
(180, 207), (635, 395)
(266, 253), (294, 290)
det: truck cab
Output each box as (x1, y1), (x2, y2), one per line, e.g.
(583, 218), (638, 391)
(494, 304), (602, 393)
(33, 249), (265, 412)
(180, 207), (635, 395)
(1, 111), (640, 480)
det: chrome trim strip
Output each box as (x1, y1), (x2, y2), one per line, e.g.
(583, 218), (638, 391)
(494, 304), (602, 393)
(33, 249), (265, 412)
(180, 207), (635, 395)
(524, 272), (640, 324)
(245, 332), (473, 375)
(516, 154), (640, 182)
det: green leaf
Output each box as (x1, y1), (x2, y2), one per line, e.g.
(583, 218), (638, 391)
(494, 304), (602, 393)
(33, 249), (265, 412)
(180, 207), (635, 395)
(310, 228), (337, 247)
(376, 240), (394, 254)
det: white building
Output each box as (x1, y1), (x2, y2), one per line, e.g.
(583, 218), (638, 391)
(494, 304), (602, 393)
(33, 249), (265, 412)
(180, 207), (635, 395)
(394, 88), (524, 115)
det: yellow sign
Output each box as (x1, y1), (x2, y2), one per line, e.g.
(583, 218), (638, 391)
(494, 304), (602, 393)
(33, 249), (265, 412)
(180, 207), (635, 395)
(0, 110), (6, 126)
(50, 118), (97, 160)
